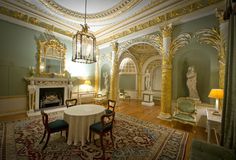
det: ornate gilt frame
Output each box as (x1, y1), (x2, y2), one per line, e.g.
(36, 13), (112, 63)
(36, 38), (66, 77)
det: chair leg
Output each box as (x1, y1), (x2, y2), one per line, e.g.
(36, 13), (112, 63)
(100, 135), (105, 159)
(39, 130), (46, 144)
(42, 133), (50, 150)
(110, 130), (114, 147)
(89, 129), (92, 143)
(66, 129), (68, 141)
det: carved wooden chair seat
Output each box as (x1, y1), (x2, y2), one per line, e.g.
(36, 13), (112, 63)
(39, 110), (68, 150)
(89, 112), (115, 159)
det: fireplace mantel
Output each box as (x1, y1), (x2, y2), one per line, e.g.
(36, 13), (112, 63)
(24, 77), (70, 85)
(24, 77), (73, 113)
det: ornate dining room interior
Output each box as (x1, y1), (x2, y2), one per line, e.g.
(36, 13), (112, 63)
(0, 0), (236, 159)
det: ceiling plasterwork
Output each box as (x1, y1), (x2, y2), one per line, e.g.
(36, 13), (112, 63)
(0, 0), (224, 46)
(128, 43), (158, 64)
(39, 0), (142, 21)
(97, 0), (224, 45)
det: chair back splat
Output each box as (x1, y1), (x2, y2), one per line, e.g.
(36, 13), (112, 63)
(65, 98), (77, 108)
(106, 99), (116, 114)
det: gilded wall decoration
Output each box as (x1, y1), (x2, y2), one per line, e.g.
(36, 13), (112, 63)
(195, 28), (225, 89)
(195, 28), (225, 64)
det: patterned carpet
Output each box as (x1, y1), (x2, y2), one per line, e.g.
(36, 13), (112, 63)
(0, 112), (188, 160)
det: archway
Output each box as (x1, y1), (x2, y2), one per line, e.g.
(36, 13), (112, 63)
(115, 34), (163, 100)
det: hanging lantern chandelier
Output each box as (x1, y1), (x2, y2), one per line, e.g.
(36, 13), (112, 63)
(72, 0), (96, 64)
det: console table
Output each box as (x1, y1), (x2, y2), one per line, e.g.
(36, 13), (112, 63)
(206, 108), (221, 144)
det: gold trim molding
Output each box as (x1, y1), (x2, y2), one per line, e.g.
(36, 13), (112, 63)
(97, 0), (223, 45)
(0, 6), (73, 37)
(195, 28), (225, 89)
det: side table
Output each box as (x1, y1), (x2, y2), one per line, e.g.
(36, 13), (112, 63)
(206, 108), (221, 144)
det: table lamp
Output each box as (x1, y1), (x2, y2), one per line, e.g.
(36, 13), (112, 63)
(84, 80), (91, 86)
(208, 89), (224, 112)
(84, 80), (91, 92)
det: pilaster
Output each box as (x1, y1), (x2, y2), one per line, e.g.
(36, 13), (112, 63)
(216, 9), (228, 90)
(158, 24), (173, 120)
(109, 42), (119, 100)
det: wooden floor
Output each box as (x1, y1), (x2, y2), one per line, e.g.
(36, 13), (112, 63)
(0, 99), (212, 160)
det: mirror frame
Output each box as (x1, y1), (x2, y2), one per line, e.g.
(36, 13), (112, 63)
(36, 38), (66, 77)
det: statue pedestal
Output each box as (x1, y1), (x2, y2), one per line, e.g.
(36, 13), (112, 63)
(142, 91), (154, 106)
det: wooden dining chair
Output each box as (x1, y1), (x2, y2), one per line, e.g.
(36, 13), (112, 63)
(39, 110), (68, 150)
(89, 112), (115, 159)
(65, 98), (77, 108)
(105, 99), (116, 114)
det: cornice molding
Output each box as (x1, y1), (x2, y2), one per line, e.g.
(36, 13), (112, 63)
(39, 0), (142, 21)
(0, 5), (73, 37)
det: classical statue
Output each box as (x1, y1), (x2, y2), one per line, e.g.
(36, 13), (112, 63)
(186, 66), (200, 99)
(103, 72), (109, 91)
(144, 70), (151, 91)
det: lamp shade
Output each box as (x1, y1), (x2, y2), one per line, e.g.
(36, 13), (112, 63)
(208, 89), (224, 99)
(84, 80), (91, 85)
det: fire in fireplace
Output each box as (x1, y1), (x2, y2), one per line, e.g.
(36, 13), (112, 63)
(39, 87), (64, 109)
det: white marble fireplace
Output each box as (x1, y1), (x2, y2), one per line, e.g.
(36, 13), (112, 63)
(25, 77), (73, 113)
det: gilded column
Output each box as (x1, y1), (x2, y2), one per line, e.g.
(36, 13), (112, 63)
(158, 24), (173, 120)
(137, 63), (143, 100)
(95, 51), (100, 94)
(216, 9), (228, 89)
(109, 42), (119, 100)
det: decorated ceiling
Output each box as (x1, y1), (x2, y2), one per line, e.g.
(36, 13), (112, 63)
(0, 0), (224, 47)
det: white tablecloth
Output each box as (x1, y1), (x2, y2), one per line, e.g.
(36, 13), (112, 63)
(64, 104), (105, 145)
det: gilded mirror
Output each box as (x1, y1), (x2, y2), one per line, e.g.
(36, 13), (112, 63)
(36, 38), (66, 77)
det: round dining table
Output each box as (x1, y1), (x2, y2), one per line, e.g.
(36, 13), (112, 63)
(64, 104), (105, 145)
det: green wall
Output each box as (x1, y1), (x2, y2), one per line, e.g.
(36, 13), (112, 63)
(119, 74), (136, 91)
(172, 14), (219, 103)
(0, 19), (95, 96)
